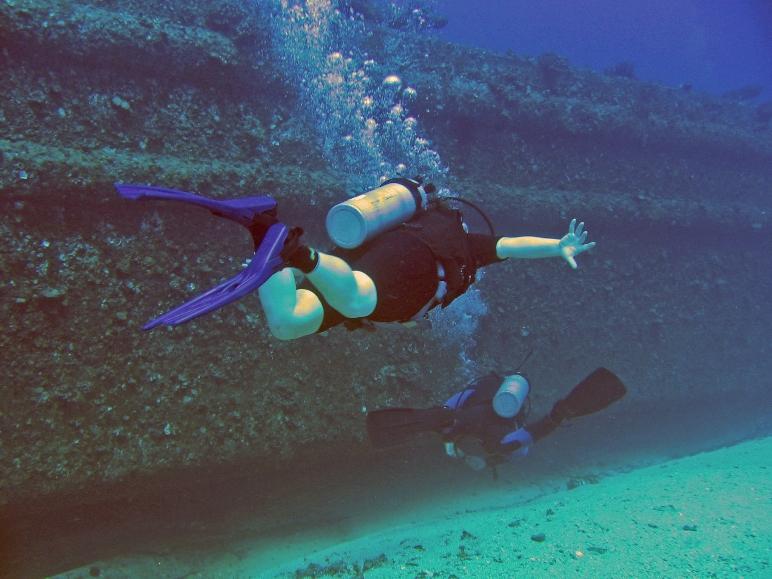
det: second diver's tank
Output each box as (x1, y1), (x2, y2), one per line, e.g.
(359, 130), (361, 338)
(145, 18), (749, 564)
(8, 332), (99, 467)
(326, 177), (431, 249)
(492, 374), (530, 418)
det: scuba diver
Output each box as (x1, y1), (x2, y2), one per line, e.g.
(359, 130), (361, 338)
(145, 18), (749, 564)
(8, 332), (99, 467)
(366, 364), (627, 472)
(115, 177), (596, 339)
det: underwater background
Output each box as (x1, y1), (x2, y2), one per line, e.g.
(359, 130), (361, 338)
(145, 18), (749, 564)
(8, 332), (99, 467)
(0, 0), (770, 577)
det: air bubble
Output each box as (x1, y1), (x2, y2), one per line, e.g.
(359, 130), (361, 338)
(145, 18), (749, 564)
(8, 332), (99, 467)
(383, 74), (402, 87)
(270, 2), (448, 191)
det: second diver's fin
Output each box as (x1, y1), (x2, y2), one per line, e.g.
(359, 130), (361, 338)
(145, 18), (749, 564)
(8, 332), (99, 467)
(520, 368), (627, 444)
(366, 407), (455, 449)
(551, 367), (627, 421)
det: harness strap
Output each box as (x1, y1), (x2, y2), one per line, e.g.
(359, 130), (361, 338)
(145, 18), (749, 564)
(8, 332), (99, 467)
(411, 262), (448, 320)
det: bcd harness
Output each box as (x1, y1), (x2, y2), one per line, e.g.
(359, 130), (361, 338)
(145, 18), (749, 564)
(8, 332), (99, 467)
(401, 202), (479, 312)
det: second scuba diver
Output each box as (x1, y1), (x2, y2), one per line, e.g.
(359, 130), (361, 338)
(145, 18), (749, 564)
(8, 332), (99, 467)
(115, 177), (596, 339)
(367, 364), (627, 473)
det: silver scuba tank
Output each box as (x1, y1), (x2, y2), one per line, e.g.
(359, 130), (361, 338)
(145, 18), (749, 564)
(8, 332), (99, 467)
(492, 374), (530, 418)
(325, 177), (430, 249)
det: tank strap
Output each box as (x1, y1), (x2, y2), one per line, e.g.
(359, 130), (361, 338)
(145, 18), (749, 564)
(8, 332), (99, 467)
(382, 177), (428, 209)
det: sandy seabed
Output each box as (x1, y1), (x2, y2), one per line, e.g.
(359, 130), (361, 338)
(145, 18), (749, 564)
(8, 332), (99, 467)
(59, 436), (771, 578)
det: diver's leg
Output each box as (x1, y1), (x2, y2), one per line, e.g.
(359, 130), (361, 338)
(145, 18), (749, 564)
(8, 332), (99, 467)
(305, 252), (377, 318)
(258, 268), (324, 340)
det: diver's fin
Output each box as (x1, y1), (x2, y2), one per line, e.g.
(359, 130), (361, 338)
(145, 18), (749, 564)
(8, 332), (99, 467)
(367, 407), (455, 449)
(115, 183), (294, 330)
(115, 183), (277, 229)
(142, 222), (289, 330)
(551, 367), (627, 421)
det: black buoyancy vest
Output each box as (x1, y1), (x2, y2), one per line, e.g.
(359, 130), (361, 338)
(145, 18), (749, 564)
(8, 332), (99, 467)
(401, 204), (478, 307)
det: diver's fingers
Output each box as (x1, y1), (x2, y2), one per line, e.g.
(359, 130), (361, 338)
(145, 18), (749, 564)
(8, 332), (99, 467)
(575, 221), (585, 238)
(566, 255), (578, 269)
(579, 231), (588, 244)
(569, 218), (576, 235)
(576, 241), (596, 254)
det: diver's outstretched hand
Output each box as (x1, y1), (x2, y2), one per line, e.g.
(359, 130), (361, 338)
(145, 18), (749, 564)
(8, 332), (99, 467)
(559, 218), (596, 269)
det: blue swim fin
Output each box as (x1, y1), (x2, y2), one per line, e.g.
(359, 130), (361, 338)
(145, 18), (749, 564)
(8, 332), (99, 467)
(116, 183), (292, 330)
(115, 183), (277, 229)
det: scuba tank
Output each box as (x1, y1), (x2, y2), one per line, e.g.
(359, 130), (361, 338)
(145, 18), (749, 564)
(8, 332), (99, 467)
(492, 374), (531, 418)
(326, 177), (434, 249)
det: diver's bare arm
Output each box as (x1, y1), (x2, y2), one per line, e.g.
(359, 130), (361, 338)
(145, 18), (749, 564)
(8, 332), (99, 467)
(496, 218), (596, 269)
(496, 236), (561, 258)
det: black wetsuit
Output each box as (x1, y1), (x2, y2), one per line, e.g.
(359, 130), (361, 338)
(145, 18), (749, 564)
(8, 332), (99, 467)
(307, 205), (502, 332)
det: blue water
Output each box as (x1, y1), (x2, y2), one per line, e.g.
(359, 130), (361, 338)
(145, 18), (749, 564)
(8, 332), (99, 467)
(439, 0), (772, 98)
